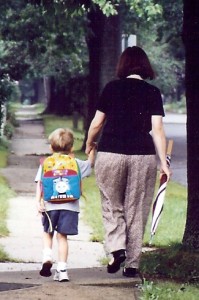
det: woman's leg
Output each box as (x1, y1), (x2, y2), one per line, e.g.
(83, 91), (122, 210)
(95, 152), (127, 253)
(124, 155), (157, 269)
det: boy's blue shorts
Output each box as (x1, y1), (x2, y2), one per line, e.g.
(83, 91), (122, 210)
(42, 210), (79, 235)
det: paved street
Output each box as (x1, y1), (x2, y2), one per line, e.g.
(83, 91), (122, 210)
(164, 119), (187, 186)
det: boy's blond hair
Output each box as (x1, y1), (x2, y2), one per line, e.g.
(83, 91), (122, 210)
(48, 128), (74, 153)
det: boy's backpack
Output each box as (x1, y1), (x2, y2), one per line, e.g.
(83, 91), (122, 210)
(41, 153), (81, 203)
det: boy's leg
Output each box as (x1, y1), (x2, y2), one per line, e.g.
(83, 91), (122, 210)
(54, 233), (69, 282)
(40, 232), (53, 277)
(53, 210), (78, 282)
(57, 232), (68, 262)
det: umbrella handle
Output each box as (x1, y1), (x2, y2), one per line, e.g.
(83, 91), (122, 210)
(160, 173), (167, 185)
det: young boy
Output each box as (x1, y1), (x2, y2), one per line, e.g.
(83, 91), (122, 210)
(35, 128), (95, 282)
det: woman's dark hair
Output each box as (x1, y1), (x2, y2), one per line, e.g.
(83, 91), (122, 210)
(116, 46), (155, 80)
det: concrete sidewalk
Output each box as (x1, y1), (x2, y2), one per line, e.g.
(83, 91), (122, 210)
(0, 109), (141, 299)
(0, 267), (141, 299)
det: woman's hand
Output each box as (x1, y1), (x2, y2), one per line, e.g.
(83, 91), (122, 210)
(85, 141), (96, 155)
(85, 110), (106, 155)
(159, 163), (172, 182)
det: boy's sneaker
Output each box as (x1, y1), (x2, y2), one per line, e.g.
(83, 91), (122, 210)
(53, 270), (60, 281)
(40, 261), (53, 277)
(53, 270), (69, 282)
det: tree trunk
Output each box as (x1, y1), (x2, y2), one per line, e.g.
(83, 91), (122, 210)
(32, 78), (45, 104)
(100, 12), (121, 90)
(44, 76), (57, 113)
(43, 76), (50, 106)
(85, 8), (104, 128)
(82, 7), (121, 149)
(44, 76), (72, 115)
(182, 0), (199, 249)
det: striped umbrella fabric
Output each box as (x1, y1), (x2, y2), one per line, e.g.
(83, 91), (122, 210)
(149, 139), (173, 244)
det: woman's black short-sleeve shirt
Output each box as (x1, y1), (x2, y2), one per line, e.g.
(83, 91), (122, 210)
(96, 78), (165, 155)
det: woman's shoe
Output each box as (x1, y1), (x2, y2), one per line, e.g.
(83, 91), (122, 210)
(123, 267), (137, 277)
(107, 250), (126, 273)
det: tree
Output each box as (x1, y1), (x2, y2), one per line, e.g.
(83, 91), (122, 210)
(85, 6), (121, 130)
(182, 0), (199, 249)
(121, 1), (184, 102)
(0, 0), (162, 123)
(0, 1), (88, 114)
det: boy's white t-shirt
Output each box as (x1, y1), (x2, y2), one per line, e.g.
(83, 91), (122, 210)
(35, 158), (92, 212)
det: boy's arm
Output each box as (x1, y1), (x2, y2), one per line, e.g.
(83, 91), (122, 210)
(36, 180), (45, 213)
(87, 145), (96, 167)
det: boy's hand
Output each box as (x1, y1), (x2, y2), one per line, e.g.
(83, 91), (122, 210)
(87, 143), (97, 167)
(36, 201), (45, 213)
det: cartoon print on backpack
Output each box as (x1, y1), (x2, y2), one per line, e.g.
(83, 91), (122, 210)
(52, 177), (73, 200)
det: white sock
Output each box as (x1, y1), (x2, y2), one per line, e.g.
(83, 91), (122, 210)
(42, 248), (52, 262)
(57, 262), (67, 271)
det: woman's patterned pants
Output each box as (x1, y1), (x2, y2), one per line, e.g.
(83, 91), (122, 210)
(95, 152), (157, 268)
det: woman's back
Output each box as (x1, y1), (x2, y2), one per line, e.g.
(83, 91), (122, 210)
(97, 78), (164, 155)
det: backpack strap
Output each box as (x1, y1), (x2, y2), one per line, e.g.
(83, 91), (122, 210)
(40, 157), (46, 166)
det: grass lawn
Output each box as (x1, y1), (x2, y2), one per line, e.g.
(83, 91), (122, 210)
(0, 174), (15, 261)
(0, 145), (12, 241)
(143, 180), (187, 247)
(0, 141), (9, 168)
(0, 137), (16, 260)
(140, 280), (199, 300)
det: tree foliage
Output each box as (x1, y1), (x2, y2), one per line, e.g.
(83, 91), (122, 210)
(0, 0), (90, 114)
(0, 0), (163, 115)
(0, 2), (88, 82)
(0, 0), (182, 114)
(121, 0), (184, 101)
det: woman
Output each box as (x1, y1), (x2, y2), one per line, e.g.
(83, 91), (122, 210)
(85, 46), (171, 278)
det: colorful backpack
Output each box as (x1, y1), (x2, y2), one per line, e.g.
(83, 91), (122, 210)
(41, 153), (81, 203)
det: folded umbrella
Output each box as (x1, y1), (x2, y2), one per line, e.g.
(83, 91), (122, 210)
(149, 139), (173, 244)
